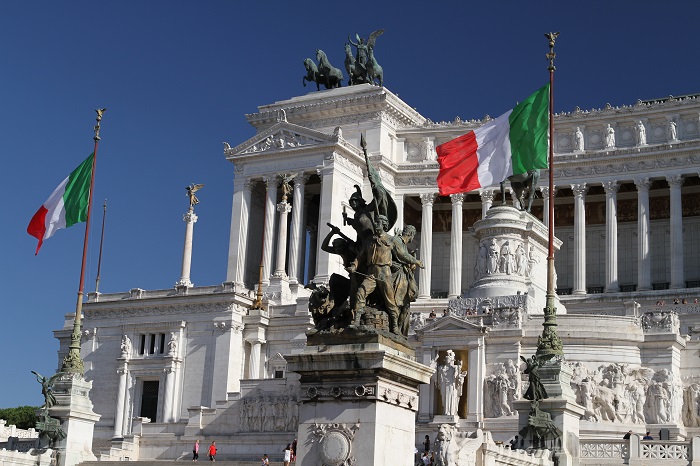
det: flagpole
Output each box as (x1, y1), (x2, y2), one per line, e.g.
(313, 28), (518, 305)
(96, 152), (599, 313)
(95, 199), (107, 294)
(61, 109), (106, 375)
(537, 33), (563, 359)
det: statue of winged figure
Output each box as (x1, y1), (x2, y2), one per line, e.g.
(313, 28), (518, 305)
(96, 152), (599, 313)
(348, 30), (384, 74)
(32, 371), (65, 410)
(186, 183), (205, 209)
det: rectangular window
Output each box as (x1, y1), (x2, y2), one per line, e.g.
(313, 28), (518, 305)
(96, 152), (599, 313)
(140, 380), (159, 421)
(139, 335), (146, 355)
(149, 334), (156, 355)
(274, 370), (284, 379)
(159, 334), (165, 354)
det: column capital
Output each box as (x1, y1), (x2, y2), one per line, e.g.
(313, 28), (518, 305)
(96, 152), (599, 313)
(183, 210), (198, 223)
(242, 178), (256, 191)
(602, 181), (619, 195)
(539, 186), (556, 196)
(262, 176), (277, 189)
(666, 174), (684, 188)
(294, 172), (311, 187)
(634, 177), (652, 192)
(276, 200), (292, 214)
(450, 193), (465, 204)
(420, 192), (437, 206)
(571, 183), (587, 198)
(479, 189), (494, 202)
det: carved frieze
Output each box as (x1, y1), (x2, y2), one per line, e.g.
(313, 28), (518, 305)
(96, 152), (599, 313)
(640, 311), (680, 334)
(310, 423), (360, 466)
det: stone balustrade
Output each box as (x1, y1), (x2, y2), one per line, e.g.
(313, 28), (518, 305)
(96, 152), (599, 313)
(580, 435), (700, 465)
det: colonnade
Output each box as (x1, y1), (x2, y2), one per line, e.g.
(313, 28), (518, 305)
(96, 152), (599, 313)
(228, 169), (693, 299)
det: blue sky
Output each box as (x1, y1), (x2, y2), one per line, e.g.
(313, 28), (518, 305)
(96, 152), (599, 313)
(1, 1), (698, 407)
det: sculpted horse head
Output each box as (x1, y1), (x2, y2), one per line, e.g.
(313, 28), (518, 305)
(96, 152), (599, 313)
(500, 169), (540, 212)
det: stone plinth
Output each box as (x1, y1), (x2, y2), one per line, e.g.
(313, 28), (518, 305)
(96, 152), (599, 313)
(515, 360), (584, 466)
(48, 374), (100, 466)
(287, 334), (433, 466)
(468, 206), (564, 315)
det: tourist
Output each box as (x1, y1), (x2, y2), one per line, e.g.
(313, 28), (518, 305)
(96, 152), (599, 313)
(442, 309), (449, 317)
(423, 434), (430, 452)
(261, 454), (269, 466)
(695, 298), (699, 304)
(283, 443), (292, 466)
(509, 435), (518, 450)
(429, 310), (436, 318)
(421, 451), (431, 465)
(682, 298), (688, 304)
(208, 441), (217, 461)
(643, 432), (653, 440)
(193, 439), (200, 461)
(291, 438), (297, 461)
(623, 430), (632, 440)
(674, 298), (680, 305)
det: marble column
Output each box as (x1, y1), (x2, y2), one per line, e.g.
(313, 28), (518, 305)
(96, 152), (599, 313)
(572, 184), (587, 295)
(668, 175), (685, 289)
(113, 362), (128, 438)
(634, 178), (652, 291)
(262, 177), (277, 286)
(466, 337), (485, 423)
(540, 186), (556, 227)
(449, 193), (465, 299)
(162, 366), (176, 422)
(394, 192), (405, 231)
(479, 189), (494, 219)
(288, 174), (307, 285)
(307, 225), (318, 283)
(603, 181), (619, 292)
(227, 178), (253, 284)
(418, 193), (436, 299)
(176, 209), (198, 287)
(274, 200), (292, 277)
(248, 340), (264, 379)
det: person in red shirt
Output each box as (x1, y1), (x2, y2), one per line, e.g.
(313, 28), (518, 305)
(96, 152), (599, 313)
(208, 441), (217, 461)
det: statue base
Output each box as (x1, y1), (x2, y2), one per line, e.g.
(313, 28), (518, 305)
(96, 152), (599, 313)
(514, 359), (584, 466)
(431, 414), (459, 425)
(268, 274), (292, 304)
(287, 336), (433, 466)
(48, 374), (100, 466)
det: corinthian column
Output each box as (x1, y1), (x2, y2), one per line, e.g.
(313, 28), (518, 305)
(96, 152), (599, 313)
(176, 208), (198, 287)
(571, 184), (587, 295)
(261, 177), (277, 286)
(113, 362), (128, 438)
(479, 189), (494, 218)
(603, 181), (619, 292)
(540, 186), (556, 227)
(162, 366), (176, 422)
(227, 178), (254, 284)
(288, 174), (307, 285)
(449, 193), (465, 298)
(418, 193), (437, 299)
(274, 199), (292, 277)
(635, 178), (652, 291)
(668, 175), (685, 289)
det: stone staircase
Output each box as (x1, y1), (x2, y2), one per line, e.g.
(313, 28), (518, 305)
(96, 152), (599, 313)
(82, 461), (289, 466)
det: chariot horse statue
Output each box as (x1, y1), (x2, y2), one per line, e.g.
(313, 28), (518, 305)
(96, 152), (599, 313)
(315, 50), (343, 89)
(347, 29), (384, 86)
(500, 169), (540, 212)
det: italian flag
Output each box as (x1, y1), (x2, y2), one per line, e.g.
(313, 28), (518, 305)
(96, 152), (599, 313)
(436, 84), (549, 195)
(27, 153), (94, 254)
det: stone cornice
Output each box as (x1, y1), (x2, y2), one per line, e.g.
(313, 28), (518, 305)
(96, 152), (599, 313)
(246, 85), (425, 130)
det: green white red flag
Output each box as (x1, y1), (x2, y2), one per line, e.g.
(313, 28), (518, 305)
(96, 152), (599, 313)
(27, 154), (94, 254)
(436, 85), (549, 195)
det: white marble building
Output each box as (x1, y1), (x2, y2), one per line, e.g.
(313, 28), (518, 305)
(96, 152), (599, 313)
(57, 84), (700, 461)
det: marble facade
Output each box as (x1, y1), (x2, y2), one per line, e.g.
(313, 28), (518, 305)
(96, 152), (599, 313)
(56, 85), (700, 462)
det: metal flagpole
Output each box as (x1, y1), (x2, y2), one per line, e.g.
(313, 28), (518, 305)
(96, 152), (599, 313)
(95, 199), (107, 294)
(61, 108), (106, 375)
(537, 33), (564, 359)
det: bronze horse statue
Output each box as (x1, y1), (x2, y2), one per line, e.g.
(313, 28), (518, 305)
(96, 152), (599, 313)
(315, 50), (343, 89)
(366, 45), (383, 86)
(500, 169), (540, 212)
(344, 43), (367, 85)
(302, 58), (321, 90)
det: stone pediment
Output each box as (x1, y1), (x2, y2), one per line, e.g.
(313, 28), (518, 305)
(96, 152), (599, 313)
(416, 315), (487, 334)
(224, 121), (350, 158)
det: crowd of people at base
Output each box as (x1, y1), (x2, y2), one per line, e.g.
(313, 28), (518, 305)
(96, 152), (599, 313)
(656, 298), (698, 306)
(191, 439), (297, 464)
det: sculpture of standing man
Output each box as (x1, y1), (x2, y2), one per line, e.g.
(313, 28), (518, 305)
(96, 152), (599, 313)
(636, 120), (647, 146)
(604, 124), (615, 149)
(434, 350), (467, 417)
(574, 127), (584, 151)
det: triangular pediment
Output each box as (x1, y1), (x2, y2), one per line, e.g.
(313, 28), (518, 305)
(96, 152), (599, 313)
(416, 315), (487, 334)
(224, 121), (341, 158)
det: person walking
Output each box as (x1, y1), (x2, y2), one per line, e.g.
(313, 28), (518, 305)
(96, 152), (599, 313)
(261, 454), (269, 465)
(422, 434), (430, 453)
(192, 439), (200, 461)
(291, 439), (297, 462)
(283, 443), (292, 466)
(208, 441), (217, 461)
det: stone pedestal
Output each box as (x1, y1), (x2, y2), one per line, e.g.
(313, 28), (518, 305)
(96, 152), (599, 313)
(287, 334), (433, 466)
(48, 374), (100, 466)
(468, 206), (564, 315)
(514, 359), (585, 466)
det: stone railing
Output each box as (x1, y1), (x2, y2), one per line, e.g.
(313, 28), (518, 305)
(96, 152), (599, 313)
(580, 435), (700, 465)
(0, 420), (39, 442)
